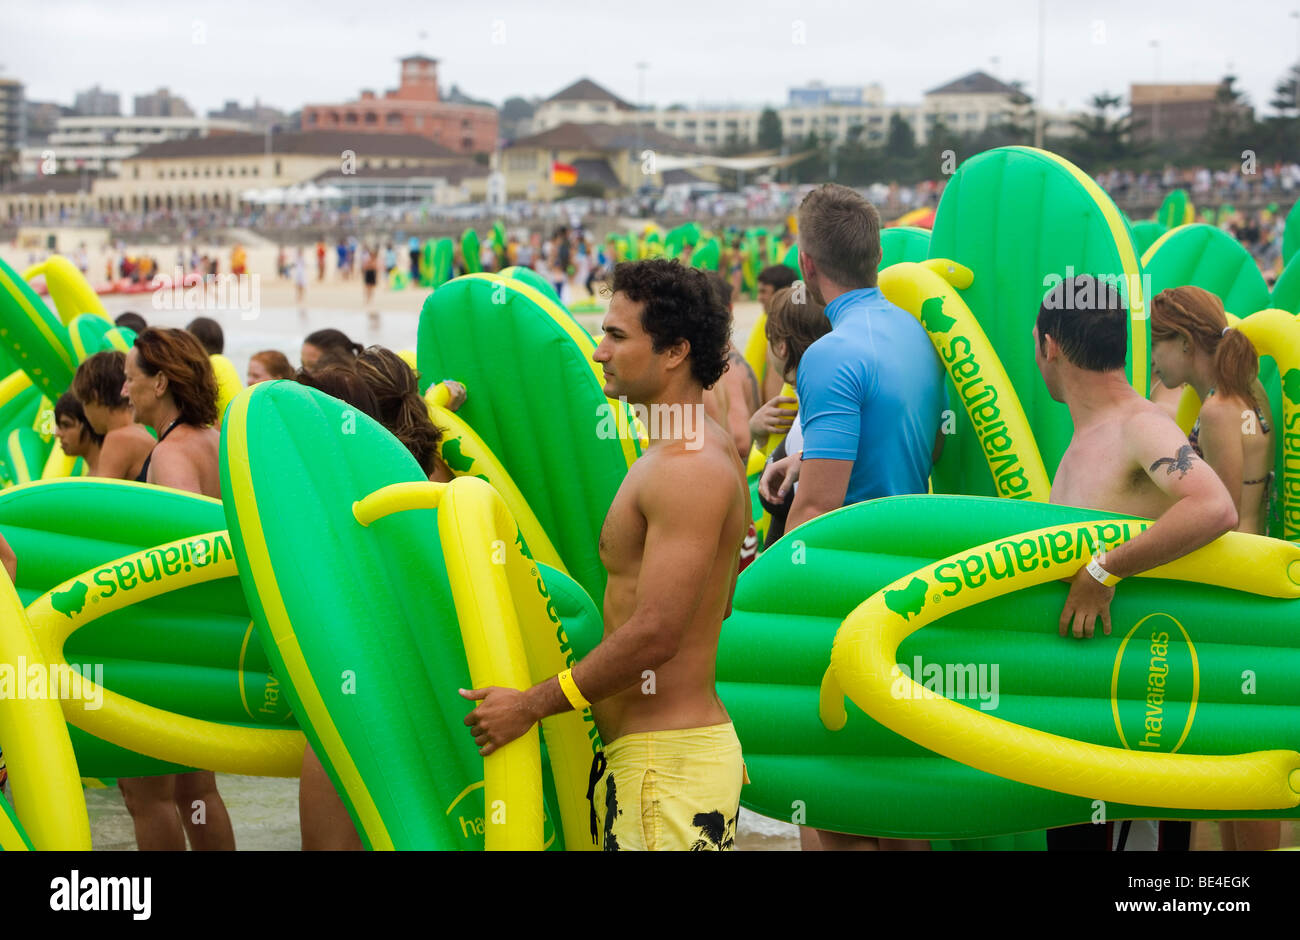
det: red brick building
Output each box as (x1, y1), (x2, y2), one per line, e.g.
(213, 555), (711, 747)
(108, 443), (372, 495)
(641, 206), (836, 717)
(302, 55), (497, 155)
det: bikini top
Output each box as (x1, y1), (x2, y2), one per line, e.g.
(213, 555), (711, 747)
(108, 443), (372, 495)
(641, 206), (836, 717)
(1188, 388), (1272, 486)
(134, 418), (182, 484)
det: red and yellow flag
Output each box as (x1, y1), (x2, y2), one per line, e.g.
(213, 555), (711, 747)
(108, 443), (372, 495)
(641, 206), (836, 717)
(551, 161), (577, 186)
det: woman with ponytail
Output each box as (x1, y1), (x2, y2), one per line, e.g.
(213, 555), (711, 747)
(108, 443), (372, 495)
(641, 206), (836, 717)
(1151, 285), (1279, 850)
(355, 346), (460, 482)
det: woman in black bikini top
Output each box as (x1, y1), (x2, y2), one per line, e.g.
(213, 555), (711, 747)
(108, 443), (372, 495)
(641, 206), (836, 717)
(134, 417), (181, 484)
(118, 328), (235, 851)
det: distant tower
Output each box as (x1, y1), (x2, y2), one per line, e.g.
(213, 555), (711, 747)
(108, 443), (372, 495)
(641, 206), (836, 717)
(398, 55), (439, 102)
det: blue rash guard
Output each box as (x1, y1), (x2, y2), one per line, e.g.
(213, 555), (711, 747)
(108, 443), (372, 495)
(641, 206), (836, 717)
(796, 287), (945, 506)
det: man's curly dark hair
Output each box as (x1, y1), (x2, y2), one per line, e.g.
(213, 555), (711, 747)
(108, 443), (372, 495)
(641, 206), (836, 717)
(609, 259), (731, 388)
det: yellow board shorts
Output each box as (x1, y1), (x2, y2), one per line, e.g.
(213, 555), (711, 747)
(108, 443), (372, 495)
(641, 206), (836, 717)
(589, 722), (747, 851)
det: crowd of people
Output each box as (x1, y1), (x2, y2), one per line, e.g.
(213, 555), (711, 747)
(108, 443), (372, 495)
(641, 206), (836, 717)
(8, 307), (471, 850)
(1095, 161), (1300, 204)
(0, 176), (1289, 853)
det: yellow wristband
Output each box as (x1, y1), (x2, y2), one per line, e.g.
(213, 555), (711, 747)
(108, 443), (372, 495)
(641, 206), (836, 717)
(556, 668), (590, 711)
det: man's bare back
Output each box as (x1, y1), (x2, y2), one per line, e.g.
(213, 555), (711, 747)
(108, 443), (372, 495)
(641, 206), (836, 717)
(1051, 394), (1184, 519)
(98, 424), (157, 481)
(592, 416), (749, 743)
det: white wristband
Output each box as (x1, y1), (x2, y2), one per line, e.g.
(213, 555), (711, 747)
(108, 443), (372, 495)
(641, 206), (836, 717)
(1085, 553), (1120, 587)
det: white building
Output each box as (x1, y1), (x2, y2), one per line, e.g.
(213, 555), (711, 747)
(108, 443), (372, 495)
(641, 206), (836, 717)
(530, 79), (637, 133)
(18, 115), (254, 177)
(527, 71), (1076, 152)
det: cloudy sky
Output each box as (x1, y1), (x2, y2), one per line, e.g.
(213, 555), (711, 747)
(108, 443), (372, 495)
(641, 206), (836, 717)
(5, 0), (1300, 117)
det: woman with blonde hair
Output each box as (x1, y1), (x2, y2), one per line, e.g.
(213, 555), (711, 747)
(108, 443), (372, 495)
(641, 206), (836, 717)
(1150, 285), (1279, 851)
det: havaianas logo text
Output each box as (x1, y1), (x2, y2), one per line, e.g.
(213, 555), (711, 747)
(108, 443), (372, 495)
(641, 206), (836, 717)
(929, 297), (1032, 499)
(1111, 613), (1198, 752)
(932, 520), (1150, 596)
(516, 528), (600, 753)
(1282, 369), (1299, 540)
(882, 519), (1152, 618)
(89, 535), (234, 602)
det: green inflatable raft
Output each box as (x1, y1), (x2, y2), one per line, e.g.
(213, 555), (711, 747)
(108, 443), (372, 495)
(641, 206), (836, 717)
(0, 478), (296, 779)
(220, 381), (603, 849)
(417, 274), (638, 601)
(563, 494), (1300, 840)
(925, 146), (1147, 497)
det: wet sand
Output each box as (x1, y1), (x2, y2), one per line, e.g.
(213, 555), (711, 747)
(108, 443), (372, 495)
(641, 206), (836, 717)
(83, 777), (798, 850)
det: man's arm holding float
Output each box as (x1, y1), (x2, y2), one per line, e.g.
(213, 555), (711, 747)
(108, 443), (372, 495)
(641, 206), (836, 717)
(781, 342), (857, 531)
(785, 458), (852, 531)
(1060, 409), (1237, 639)
(461, 456), (733, 756)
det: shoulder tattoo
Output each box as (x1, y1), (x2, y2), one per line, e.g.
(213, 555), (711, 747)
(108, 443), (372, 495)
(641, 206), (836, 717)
(1149, 444), (1198, 479)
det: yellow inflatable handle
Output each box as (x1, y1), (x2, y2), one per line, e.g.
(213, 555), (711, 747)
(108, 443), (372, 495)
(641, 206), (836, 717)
(354, 478), (598, 851)
(820, 518), (1300, 811)
(26, 527), (305, 777)
(423, 394), (567, 575)
(0, 369), (33, 413)
(0, 570), (91, 849)
(759, 382), (798, 460)
(880, 259), (1052, 502)
(355, 480), (544, 850)
(40, 438), (79, 480)
(742, 311), (769, 391)
(22, 255), (109, 326)
(210, 354), (244, 429)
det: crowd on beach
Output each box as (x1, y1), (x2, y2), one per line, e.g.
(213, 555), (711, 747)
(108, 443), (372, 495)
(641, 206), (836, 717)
(0, 176), (1291, 852)
(1095, 160), (1300, 203)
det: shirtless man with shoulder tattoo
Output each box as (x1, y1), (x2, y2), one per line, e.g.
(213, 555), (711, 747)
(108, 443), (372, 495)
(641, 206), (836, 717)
(1035, 274), (1237, 851)
(461, 259), (750, 851)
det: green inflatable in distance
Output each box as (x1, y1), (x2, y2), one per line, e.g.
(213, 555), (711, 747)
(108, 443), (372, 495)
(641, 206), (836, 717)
(0, 478), (290, 779)
(566, 494), (1300, 840)
(926, 146), (1147, 496)
(1130, 220), (1168, 258)
(1283, 201), (1300, 268)
(499, 265), (562, 306)
(221, 381), (584, 849)
(0, 257), (78, 398)
(881, 226), (931, 270)
(4, 429), (50, 486)
(1141, 223), (1270, 317)
(491, 221), (507, 267)
(462, 229), (482, 275)
(1271, 252), (1300, 315)
(692, 237), (720, 272)
(418, 275), (638, 601)
(1157, 189), (1194, 228)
